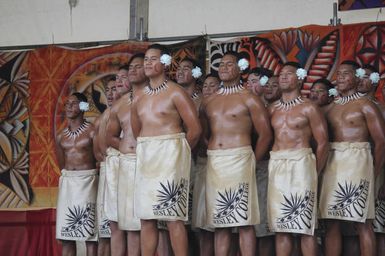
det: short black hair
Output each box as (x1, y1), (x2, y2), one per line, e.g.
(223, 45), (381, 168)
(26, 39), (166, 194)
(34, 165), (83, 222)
(205, 73), (219, 80)
(147, 44), (170, 56)
(261, 68), (274, 78)
(282, 61), (302, 69)
(362, 64), (378, 73)
(72, 92), (87, 102)
(180, 57), (200, 69)
(223, 51), (241, 62)
(248, 67), (262, 76)
(118, 64), (129, 71)
(128, 53), (145, 67)
(340, 60), (360, 70)
(312, 78), (333, 91)
(104, 75), (116, 83)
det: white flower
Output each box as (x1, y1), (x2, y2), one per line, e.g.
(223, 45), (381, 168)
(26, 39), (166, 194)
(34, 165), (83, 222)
(355, 68), (366, 79)
(259, 75), (269, 86)
(238, 58), (249, 71)
(296, 68), (307, 80)
(160, 54), (172, 66)
(369, 72), (380, 85)
(191, 66), (202, 79)
(79, 102), (89, 111)
(328, 88), (338, 97)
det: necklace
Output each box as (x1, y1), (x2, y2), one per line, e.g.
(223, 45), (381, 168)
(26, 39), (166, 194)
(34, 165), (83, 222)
(63, 120), (90, 139)
(191, 91), (200, 100)
(275, 96), (304, 111)
(216, 82), (244, 95)
(334, 92), (366, 105)
(143, 80), (168, 96)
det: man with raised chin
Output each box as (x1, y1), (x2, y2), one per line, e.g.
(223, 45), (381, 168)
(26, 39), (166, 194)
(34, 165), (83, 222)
(131, 44), (201, 256)
(201, 52), (272, 256)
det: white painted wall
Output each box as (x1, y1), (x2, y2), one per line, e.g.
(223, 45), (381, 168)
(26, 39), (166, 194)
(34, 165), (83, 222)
(0, 0), (384, 47)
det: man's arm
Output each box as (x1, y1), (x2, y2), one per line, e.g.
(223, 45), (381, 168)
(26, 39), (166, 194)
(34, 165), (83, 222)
(199, 100), (210, 147)
(55, 133), (65, 170)
(173, 87), (202, 148)
(363, 101), (385, 177)
(247, 94), (272, 161)
(106, 106), (122, 150)
(130, 98), (141, 139)
(307, 103), (329, 175)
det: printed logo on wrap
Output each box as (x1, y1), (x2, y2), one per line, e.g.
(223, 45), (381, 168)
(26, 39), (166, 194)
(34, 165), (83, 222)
(61, 203), (96, 238)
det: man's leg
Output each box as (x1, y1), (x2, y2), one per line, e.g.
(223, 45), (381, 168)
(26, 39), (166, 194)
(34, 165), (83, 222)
(238, 225), (256, 256)
(127, 231), (140, 256)
(275, 233), (292, 256)
(324, 220), (341, 256)
(110, 221), (126, 256)
(166, 220), (188, 256)
(141, 219), (159, 256)
(61, 240), (76, 256)
(86, 241), (98, 256)
(376, 233), (385, 256)
(300, 234), (317, 256)
(97, 238), (111, 256)
(199, 229), (214, 256)
(215, 228), (232, 256)
(355, 221), (376, 256)
(258, 236), (275, 256)
(157, 229), (173, 256)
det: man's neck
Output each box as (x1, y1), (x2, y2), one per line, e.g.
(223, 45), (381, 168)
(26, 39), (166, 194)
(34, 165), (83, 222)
(340, 87), (357, 97)
(281, 89), (300, 102)
(132, 81), (147, 96)
(149, 74), (167, 88)
(222, 78), (240, 87)
(68, 116), (84, 130)
(182, 82), (197, 96)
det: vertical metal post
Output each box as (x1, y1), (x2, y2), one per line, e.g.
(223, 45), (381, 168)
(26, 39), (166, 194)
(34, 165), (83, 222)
(330, 2), (341, 26)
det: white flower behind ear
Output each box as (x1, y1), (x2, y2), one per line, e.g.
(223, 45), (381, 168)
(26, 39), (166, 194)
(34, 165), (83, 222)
(160, 54), (172, 66)
(296, 68), (307, 80)
(369, 72), (380, 85)
(79, 102), (89, 111)
(328, 88), (338, 97)
(191, 66), (202, 79)
(259, 75), (269, 86)
(355, 68), (365, 79)
(238, 58), (249, 71)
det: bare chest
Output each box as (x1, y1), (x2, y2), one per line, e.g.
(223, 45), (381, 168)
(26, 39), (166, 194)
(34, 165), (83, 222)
(272, 110), (308, 130)
(206, 97), (248, 120)
(328, 105), (365, 127)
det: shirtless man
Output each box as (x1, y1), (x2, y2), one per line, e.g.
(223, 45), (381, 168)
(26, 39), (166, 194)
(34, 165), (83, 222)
(94, 77), (119, 256)
(263, 75), (281, 105)
(55, 93), (98, 256)
(106, 53), (146, 256)
(101, 65), (130, 256)
(201, 52), (272, 256)
(131, 44), (201, 256)
(268, 62), (329, 256)
(356, 64), (385, 255)
(319, 61), (385, 256)
(247, 68), (273, 104)
(309, 78), (334, 108)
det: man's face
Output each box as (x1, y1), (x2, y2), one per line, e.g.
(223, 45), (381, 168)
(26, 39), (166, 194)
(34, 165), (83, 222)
(279, 65), (299, 92)
(144, 48), (164, 78)
(105, 80), (118, 107)
(309, 83), (329, 106)
(202, 76), (220, 97)
(336, 64), (358, 93)
(128, 57), (146, 85)
(247, 73), (263, 96)
(218, 54), (240, 82)
(357, 68), (373, 94)
(176, 60), (194, 86)
(264, 76), (281, 102)
(64, 95), (82, 119)
(115, 69), (130, 96)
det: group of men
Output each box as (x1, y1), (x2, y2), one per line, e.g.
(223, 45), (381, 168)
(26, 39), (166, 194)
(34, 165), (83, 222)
(55, 43), (385, 256)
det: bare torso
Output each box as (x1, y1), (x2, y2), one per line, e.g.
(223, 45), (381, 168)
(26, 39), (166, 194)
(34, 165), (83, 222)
(92, 117), (104, 162)
(117, 93), (137, 154)
(270, 99), (315, 151)
(203, 90), (255, 150)
(98, 108), (111, 155)
(58, 123), (96, 170)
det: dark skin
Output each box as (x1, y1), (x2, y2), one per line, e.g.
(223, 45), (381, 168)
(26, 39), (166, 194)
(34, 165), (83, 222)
(106, 56), (147, 256)
(200, 54), (272, 256)
(263, 76), (281, 104)
(324, 64), (385, 256)
(309, 82), (332, 107)
(131, 48), (202, 256)
(55, 95), (97, 256)
(269, 65), (329, 256)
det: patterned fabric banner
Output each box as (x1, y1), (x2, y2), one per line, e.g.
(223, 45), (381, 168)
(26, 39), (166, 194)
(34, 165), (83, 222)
(209, 21), (385, 100)
(0, 36), (206, 210)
